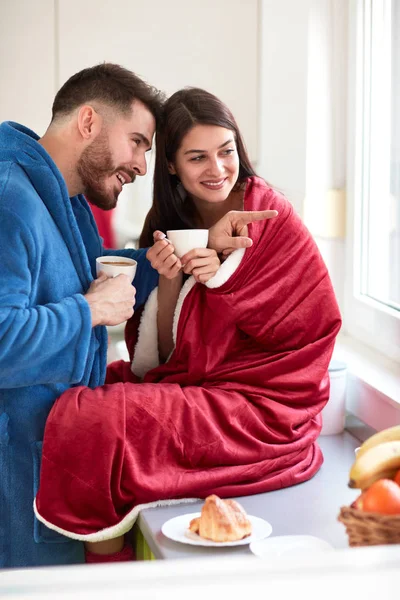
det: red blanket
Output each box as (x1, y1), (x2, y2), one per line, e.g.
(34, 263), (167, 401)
(35, 177), (341, 541)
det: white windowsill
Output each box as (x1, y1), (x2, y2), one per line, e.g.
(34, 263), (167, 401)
(334, 333), (400, 431)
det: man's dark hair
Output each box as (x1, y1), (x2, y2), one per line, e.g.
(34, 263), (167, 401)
(51, 62), (165, 122)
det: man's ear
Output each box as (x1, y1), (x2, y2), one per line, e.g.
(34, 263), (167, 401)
(168, 162), (177, 175)
(77, 105), (102, 140)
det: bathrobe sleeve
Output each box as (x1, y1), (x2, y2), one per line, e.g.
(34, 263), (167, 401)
(0, 207), (94, 388)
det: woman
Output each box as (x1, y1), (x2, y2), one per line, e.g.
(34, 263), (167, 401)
(35, 88), (341, 560)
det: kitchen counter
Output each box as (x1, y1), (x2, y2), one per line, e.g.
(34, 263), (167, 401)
(137, 431), (361, 559)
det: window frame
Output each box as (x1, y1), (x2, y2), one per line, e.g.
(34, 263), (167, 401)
(344, 0), (400, 365)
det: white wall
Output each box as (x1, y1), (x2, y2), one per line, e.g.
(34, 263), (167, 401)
(0, 0), (56, 134)
(56, 0), (259, 161)
(258, 0), (311, 213)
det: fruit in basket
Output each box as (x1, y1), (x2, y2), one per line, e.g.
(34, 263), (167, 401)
(351, 492), (366, 510)
(348, 440), (400, 490)
(395, 469), (400, 486)
(341, 428), (400, 546)
(353, 479), (400, 515)
(355, 425), (400, 459)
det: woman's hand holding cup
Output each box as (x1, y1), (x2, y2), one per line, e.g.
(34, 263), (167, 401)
(180, 248), (220, 283)
(146, 231), (182, 279)
(147, 231), (219, 283)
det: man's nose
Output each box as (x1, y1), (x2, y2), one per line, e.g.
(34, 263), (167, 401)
(132, 152), (147, 177)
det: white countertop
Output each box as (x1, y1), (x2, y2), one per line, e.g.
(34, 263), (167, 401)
(138, 432), (361, 559)
(0, 544), (399, 599)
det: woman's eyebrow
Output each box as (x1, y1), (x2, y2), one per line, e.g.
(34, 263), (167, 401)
(184, 139), (234, 155)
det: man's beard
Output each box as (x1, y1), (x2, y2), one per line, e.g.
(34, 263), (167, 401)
(77, 132), (135, 210)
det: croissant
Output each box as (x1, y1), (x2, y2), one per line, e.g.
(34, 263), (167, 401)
(189, 495), (252, 542)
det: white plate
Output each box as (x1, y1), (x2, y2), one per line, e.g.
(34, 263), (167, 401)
(161, 512), (273, 547)
(250, 535), (333, 559)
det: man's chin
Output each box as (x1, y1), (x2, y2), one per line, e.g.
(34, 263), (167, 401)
(86, 194), (118, 211)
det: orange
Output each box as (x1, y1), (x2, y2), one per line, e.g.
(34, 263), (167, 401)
(360, 479), (400, 515)
(351, 492), (365, 510)
(394, 469), (400, 486)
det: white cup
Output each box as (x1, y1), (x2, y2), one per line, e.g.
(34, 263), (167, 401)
(166, 229), (208, 259)
(320, 360), (347, 436)
(96, 256), (137, 282)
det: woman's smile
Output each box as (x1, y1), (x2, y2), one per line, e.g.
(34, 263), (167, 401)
(200, 178), (228, 190)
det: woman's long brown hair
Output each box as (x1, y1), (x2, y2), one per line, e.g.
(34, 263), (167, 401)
(139, 87), (257, 247)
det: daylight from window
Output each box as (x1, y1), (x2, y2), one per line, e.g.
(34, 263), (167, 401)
(361, 0), (400, 310)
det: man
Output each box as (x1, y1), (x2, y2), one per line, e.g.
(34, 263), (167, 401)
(0, 63), (166, 568)
(0, 62), (276, 568)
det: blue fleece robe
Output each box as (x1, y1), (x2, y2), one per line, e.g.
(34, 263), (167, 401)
(0, 121), (158, 568)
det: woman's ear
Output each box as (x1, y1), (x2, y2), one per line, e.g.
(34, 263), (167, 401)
(168, 162), (177, 175)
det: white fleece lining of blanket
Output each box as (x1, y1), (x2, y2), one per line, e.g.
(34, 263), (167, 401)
(131, 287), (159, 378)
(33, 497), (199, 542)
(131, 248), (246, 379)
(171, 276), (197, 348)
(205, 247), (245, 289)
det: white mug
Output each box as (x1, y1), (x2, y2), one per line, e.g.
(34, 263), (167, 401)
(166, 229), (208, 259)
(96, 256), (137, 282)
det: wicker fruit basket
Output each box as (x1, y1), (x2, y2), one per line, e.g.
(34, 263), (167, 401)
(338, 506), (400, 547)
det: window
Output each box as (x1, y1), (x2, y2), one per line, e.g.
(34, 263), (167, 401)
(345, 0), (400, 363)
(360, 0), (400, 310)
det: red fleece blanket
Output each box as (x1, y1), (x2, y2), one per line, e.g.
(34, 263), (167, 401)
(35, 178), (341, 540)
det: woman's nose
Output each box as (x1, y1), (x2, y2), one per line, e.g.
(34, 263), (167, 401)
(207, 158), (224, 176)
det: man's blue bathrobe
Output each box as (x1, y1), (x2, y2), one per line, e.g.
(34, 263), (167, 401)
(0, 121), (158, 568)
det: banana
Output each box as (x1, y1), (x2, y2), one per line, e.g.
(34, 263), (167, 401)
(348, 440), (400, 489)
(355, 425), (400, 459)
